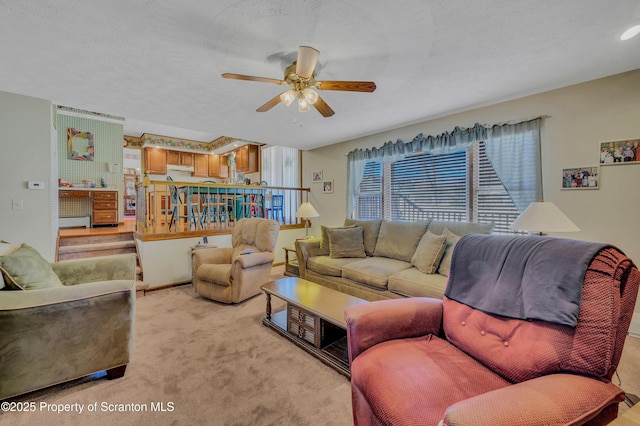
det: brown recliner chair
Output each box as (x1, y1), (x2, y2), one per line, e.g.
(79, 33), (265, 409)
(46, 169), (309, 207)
(345, 234), (639, 426)
(192, 218), (280, 304)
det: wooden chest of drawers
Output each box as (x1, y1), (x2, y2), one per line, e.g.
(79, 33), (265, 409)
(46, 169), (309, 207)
(92, 191), (118, 226)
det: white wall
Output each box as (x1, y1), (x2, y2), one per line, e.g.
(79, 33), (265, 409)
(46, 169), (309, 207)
(302, 69), (640, 321)
(138, 228), (300, 287)
(0, 91), (55, 260)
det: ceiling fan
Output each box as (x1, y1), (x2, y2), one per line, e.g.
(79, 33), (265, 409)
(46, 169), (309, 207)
(222, 46), (376, 117)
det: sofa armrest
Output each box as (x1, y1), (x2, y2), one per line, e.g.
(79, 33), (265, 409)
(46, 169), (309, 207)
(233, 251), (274, 269)
(52, 254), (136, 286)
(442, 374), (625, 426)
(0, 280), (134, 400)
(191, 247), (233, 282)
(345, 297), (443, 364)
(295, 238), (320, 278)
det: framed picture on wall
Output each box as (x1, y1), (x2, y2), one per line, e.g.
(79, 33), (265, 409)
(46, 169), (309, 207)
(322, 180), (334, 193)
(599, 138), (640, 165)
(312, 170), (323, 183)
(67, 128), (94, 161)
(561, 166), (599, 190)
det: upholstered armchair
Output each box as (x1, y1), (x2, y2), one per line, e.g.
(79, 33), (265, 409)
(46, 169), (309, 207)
(345, 235), (639, 426)
(0, 248), (136, 400)
(192, 218), (280, 304)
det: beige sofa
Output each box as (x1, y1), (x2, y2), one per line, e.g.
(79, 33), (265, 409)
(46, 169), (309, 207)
(0, 243), (136, 400)
(295, 219), (493, 301)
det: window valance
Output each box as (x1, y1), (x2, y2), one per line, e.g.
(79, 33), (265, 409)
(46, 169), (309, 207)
(347, 117), (544, 216)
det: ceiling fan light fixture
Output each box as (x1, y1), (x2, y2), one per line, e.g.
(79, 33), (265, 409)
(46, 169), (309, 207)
(298, 97), (311, 112)
(280, 90), (296, 107)
(302, 87), (319, 105)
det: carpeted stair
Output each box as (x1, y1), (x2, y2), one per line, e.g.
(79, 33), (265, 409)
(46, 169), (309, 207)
(57, 233), (149, 294)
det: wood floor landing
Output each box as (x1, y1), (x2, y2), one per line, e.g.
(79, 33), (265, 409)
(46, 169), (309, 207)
(58, 219), (136, 238)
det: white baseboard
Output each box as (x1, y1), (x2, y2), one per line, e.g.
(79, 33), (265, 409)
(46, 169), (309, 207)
(59, 216), (90, 228)
(629, 312), (640, 338)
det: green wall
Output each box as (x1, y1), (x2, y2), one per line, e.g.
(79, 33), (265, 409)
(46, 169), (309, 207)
(56, 111), (124, 220)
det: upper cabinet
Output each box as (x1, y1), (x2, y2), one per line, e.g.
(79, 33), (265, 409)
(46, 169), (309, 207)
(208, 154), (228, 178)
(193, 154), (208, 177)
(143, 145), (257, 178)
(144, 148), (167, 175)
(167, 151), (193, 166)
(236, 145), (259, 174)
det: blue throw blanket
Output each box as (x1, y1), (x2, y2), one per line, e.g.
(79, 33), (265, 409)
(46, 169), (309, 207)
(444, 234), (610, 327)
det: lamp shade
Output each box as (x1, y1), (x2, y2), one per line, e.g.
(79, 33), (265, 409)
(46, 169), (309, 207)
(295, 202), (319, 219)
(509, 201), (580, 233)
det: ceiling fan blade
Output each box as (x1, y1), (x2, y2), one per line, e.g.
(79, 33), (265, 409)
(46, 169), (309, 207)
(295, 46), (320, 79)
(316, 80), (377, 92)
(221, 73), (285, 85)
(256, 93), (284, 112)
(313, 96), (335, 117)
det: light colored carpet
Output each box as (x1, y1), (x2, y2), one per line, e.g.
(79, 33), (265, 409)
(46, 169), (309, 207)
(0, 269), (353, 426)
(1, 264), (638, 425)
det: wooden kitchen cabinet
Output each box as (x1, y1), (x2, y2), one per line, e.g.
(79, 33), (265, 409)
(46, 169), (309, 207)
(193, 153), (209, 177)
(166, 150), (180, 165)
(167, 151), (194, 166)
(180, 152), (193, 166)
(144, 148), (167, 175)
(236, 145), (259, 173)
(208, 154), (229, 178)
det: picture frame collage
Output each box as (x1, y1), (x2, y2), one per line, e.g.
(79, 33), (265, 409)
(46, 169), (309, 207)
(312, 170), (333, 193)
(562, 138), (639, 190)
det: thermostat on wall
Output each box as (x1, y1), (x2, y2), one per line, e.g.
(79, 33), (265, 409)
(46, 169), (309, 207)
(28, 181), (45, 190)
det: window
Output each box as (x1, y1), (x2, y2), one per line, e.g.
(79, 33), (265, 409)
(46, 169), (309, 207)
(261, 146), (300, 224)
(355, 161), (382, 220)
(355, 141), (521, 234)
(472, 142), (522, 233)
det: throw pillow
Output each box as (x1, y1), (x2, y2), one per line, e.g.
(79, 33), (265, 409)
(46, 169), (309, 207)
(373, 220), (429, 263)
(327, 227), (366, 259)
(318, 224), (356, 256)
(411, 231), (448, 274)
(0, 241), (18, 290)
(0, 244), (63, 290)
(437, 229), (462, 277)
(343, 219), (382, 256)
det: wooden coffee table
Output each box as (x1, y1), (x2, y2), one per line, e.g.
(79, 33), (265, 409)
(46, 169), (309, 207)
(261, 277), (368, 378)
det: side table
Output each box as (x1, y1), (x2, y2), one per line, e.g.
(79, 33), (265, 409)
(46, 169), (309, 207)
(283, 245), (299, 277)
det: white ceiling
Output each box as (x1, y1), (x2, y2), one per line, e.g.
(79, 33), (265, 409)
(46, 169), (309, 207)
(1, 0), (639, 150)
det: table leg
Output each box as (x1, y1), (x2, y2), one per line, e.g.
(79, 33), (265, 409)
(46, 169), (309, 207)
(265, 293), (272, 321)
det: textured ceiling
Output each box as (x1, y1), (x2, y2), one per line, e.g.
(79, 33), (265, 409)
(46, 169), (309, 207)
(1, 0), (639, 150)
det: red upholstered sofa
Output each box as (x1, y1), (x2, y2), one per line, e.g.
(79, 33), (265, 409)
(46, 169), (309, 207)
(345, 236), (639, 426)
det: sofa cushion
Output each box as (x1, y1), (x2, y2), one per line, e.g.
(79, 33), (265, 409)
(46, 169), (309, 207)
(437, 229), (462, 276)
(307, 256), (362, 277)
(427, 220), (494, 236)
(343, 219), (383, 256)
(373, 221), (428, 262)
(388, 267), (448, 298)
(343, 257), (412, 289)
(327, 227), (366, 259)
(318, 224), (356, 256)
(411, 231), (447, 274)
(351, 335), (510, 426)
(0, 244), (63, 290)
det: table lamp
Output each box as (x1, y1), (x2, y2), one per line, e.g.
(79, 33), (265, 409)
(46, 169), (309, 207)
(509, 200), (580, 235)
(295, 202), (319, 238)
